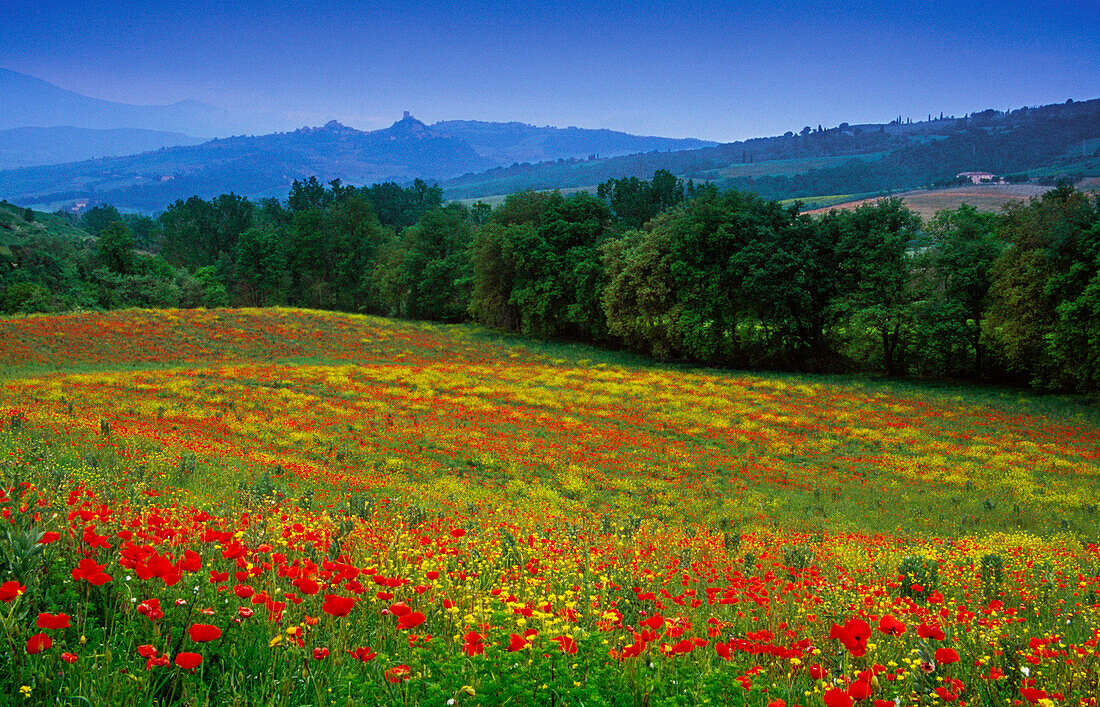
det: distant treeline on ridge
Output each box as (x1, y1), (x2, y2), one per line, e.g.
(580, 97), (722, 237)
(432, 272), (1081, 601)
(2, 171), (1098, 393)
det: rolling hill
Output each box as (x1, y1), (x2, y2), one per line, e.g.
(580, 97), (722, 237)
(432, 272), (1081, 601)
(442, 98), (1100, 202)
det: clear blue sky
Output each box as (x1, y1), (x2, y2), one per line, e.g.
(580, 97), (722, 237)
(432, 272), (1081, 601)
(2, 0), (1098, 141)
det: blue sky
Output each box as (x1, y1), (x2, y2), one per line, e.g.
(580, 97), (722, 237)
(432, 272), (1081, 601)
(2, 0), (1098, 141)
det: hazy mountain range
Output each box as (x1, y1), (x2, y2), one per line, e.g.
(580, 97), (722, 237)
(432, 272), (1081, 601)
(0, 126), (207, 170)
(0, 67), (1097, 214)
(0, 66), (717, 212)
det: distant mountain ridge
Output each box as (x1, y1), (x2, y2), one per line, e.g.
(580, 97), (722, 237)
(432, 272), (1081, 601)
(0, 116), (498, 211)
(431, 120), (716, 163)
(0, 126), (205, 170)
(0, 112), (717, 212)
(0, 68), (262, 136)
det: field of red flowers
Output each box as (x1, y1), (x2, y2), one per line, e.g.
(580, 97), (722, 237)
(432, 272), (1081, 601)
(1, 308), (1098, 706)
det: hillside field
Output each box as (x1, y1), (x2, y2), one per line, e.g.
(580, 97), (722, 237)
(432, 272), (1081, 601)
(802, 184), (1058, 219)
(1, 309), (1099, 705)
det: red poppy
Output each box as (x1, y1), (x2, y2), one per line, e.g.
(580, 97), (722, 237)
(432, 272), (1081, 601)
(830, 618), (871, 657)
(348, 646), (378, 662)
(552, 635), (578, 654)
(26, 633), (52, 654)
(189, 623), (222, 642)
(322, 594), (356, 617)
(313, 647), (329, 660)
(61, 652), (78, 663)
(37, 531), (61, 544)
(877, 615), (906, 636)
(296, 577), (320, 595)
(175, 652), (203, 670)
(463, 630), (485, 656)
(808, 663), (829, 680)
(449, 528), (465, 538)
(823, 689), (853, 707)
(848, 680), (873, 700)
(36, 612), (71, 630)
(917, 623), (945, 641)
(72, 558), (112, 585)
(137, 644), (159, 658)
(0, 580), (25, 602)
(389, 601), (411, 616)
(137, 598), (164, 621)
(385, 664), (411, 683)
(935, 647), (960, 664)
(397, 611), (426, 630)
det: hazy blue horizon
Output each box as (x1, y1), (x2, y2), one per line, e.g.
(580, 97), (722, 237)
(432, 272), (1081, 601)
(2, 0), (1098, 142)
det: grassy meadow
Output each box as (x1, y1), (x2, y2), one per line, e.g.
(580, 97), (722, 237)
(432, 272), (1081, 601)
(1, 308), (1098, 706)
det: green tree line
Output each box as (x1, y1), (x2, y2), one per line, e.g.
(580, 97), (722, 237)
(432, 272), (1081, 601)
(3, 173), (1097, 392)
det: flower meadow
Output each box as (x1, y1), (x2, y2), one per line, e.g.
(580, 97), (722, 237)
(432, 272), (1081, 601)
(1, 309), (1099, 706)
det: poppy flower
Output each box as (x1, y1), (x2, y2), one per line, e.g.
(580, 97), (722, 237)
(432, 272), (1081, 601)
(848, 680), (873, 700)
(175, 652), (202, 670)
(37, 531), (61, 544)
(138, 644), (159, 658)
(296, 578), (320, 595)
(385, 664), (411, 683)
(808, 663), (828, 680)
(179, 550), (201, 572)
(61, 652), (78, 663)
(72, 558), (112, 585)
(449, 528), (465, 538)
(877, 615), (905, 636)
(935, 647), (960, 664)
(322, 594), (356, 617)
(552, 635), (578, 654)
(823, 689), (853, 707)
(189, 624), (222, 642)
(36, 612), (71, 630)
(397, 611), (426, 630)
(137, 598), (164, 621)
(26, 633), (52, 654)
(313, 647), (329, 660)
(348, 646), (377, 662)
(0, 580), (25, 602)
(917, 623), (945, 641)
(463, 630), (485, 656)
(830, 618), (871, 657)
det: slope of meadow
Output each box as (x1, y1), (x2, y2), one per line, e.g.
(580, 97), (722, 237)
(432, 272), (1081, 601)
(1, 309), (1098, 706)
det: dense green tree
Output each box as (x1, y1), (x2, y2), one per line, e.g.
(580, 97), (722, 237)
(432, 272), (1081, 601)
(827, 198), (922, 375)
(80, 204), (124, 235)
(379, 204), (472, 321)
(986, 184), (1100, 390)
(96, 222), (137, 275)
(159, 194), (252, 270)
(233, 226), (287, 306)
(913, 204), (1003, 376)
